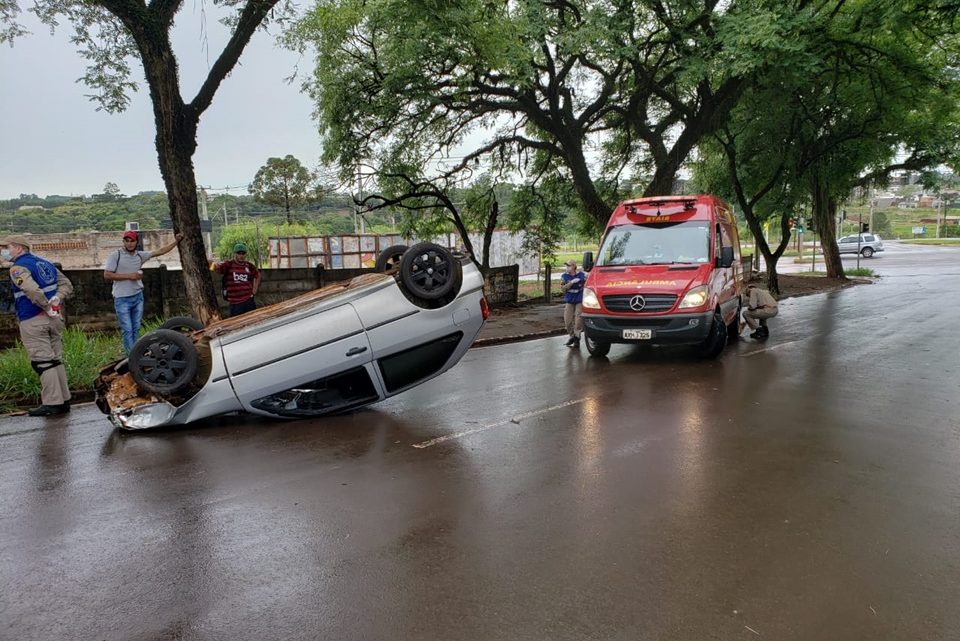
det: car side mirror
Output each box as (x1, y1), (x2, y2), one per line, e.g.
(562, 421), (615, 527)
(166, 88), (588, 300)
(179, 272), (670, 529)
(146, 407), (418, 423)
(718, 246), (734, 268)
(582, 251), (594, 271)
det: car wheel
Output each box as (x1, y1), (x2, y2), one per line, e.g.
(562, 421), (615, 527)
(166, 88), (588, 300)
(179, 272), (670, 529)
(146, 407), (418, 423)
(399, 242), (462, 300)
(699, 310), (728, 358)
(375, 244), (408, 273)
(862, 247), (874, 258)
(129, 329), (199, 395)
(160, 316), (204, 334)
(584, 333), (611, 357)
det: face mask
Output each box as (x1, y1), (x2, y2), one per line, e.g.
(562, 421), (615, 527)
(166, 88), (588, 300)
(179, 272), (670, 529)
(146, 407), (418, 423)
(0, 248), (11, 261)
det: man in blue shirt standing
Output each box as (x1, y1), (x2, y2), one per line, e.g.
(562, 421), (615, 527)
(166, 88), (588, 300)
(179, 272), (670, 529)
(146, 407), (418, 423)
(560, 259), (586, 348)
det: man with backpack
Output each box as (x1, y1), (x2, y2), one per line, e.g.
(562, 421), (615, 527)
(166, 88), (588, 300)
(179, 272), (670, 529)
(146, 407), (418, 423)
(103, 230), (182, 353)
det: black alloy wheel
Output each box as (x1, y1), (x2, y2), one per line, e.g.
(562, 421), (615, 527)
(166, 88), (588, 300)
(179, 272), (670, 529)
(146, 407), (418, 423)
(375, 244), (409, 273)
(129, 329), (199, 395)
(160, 316), (204, 334)
(398, 242), (462, 300)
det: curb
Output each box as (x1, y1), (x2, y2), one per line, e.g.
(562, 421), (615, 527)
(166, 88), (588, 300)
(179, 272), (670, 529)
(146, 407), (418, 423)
(473, 328), (566, 347)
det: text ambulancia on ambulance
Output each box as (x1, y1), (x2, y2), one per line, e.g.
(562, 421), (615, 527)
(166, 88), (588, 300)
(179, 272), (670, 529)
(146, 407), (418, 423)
(580, 194), (744, 358)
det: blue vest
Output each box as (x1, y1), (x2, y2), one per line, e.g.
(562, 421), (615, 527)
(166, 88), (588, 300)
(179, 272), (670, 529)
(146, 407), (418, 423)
(11, 253), (59, 321)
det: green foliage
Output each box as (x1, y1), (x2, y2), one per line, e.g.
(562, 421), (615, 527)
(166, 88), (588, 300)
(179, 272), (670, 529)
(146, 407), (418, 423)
(845, 267), (875, 278)
(214, 224), (271, 267)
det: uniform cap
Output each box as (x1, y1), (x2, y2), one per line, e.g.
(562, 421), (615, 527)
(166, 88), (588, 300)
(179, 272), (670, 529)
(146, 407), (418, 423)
(122, 230), (138, 240)
(0, 235), (32, 250)
(233, 243), (248, 253)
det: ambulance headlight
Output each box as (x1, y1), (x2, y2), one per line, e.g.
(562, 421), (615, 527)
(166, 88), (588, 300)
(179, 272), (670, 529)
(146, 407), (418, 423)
(582, 287), (600, 310)
(678, 285), (708, 309)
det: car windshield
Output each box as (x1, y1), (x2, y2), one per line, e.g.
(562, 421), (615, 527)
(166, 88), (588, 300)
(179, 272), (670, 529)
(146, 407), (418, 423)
(597, 221), (711, 266)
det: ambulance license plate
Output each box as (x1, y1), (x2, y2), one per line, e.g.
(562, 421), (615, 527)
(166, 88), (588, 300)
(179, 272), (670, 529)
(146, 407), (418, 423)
(623, 329), (652, 340)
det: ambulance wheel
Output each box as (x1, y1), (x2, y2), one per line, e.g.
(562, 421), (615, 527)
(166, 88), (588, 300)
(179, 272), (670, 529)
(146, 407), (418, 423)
(699, 310), (728, 359)
(129, 329), (199, 395)
(727, 299), (741, 341)
(585, 333), (610, 357)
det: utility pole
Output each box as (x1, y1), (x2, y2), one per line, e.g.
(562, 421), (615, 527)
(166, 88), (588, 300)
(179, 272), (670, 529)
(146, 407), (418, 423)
(356, 166), (366, 235)
(198, 187), (211, 255)
(936, 195), (942, 239)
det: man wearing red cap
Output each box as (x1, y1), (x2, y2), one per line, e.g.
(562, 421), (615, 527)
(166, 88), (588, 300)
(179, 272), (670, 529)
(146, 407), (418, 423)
(103, 230), (182, 353)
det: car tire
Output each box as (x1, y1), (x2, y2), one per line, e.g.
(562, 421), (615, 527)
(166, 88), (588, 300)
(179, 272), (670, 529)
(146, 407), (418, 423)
(699, 310), (728, 359)
(862, 247), (874, 258)
(129, 329), (199, 396)
(584, 333), (611, 357)
(160, 316), (204, 334)
(399, 242), (462, 300)
(375, 244), (408, 273)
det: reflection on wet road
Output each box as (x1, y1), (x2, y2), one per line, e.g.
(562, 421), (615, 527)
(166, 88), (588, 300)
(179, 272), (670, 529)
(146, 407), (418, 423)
(2, 244), (959, 640)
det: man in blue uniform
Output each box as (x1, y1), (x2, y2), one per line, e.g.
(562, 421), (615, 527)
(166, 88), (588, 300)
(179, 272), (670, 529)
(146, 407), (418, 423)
(1, 236), (74, 416)
(560, 259), (586, 348)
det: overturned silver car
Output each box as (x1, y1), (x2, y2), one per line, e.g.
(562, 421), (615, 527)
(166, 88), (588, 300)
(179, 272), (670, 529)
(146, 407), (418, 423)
(95, 243), (488, 430)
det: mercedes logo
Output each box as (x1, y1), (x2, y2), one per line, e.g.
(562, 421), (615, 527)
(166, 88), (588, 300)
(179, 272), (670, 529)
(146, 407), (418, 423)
(629, 295), (646, 311)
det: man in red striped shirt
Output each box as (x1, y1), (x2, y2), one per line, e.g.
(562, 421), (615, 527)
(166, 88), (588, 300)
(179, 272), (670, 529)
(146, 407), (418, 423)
(212, 243), (261, 317)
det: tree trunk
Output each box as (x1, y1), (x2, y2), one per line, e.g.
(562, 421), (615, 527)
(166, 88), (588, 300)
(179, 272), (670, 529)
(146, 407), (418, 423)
(811, 174), (846, 280)
(555, 128), (611, 229)
(480, 200), (499, 272)
(141, 44), (221, 325)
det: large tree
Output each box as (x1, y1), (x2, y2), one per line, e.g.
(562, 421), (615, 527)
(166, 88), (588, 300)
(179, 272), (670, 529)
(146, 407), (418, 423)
(697, 0), (960, 285)
(3, 0), (295, 324)
(249, 155), (318, 224)
(288, 0), (802, 231)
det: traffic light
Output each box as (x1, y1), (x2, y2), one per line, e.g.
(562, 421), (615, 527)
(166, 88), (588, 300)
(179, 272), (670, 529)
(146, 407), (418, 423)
(860, 222), (869, 233)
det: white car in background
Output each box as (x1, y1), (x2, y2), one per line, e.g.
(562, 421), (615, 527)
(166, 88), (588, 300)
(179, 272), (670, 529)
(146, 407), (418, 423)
(95, 243), (488, 430)
(837, 233), (883, 257)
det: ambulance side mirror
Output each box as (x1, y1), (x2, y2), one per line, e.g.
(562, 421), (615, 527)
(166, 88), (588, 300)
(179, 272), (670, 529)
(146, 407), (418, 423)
(582, 251), (594, 271)
(718, 246), (734, 268)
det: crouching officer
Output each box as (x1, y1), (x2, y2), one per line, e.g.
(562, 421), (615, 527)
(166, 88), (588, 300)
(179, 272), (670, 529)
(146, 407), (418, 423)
(1, 236), (74, 416)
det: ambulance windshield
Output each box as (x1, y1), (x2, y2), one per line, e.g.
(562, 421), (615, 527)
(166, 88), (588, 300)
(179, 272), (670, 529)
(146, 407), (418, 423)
(597, 221), (711, 266)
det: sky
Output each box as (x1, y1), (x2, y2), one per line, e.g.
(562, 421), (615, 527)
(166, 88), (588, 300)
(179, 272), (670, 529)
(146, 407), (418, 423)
(0, 7), (322, 200)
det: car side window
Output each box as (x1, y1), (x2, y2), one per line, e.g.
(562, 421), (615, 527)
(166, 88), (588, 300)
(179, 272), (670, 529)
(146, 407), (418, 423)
(839, 236), (852, 243)
(864, 235), (875, 242)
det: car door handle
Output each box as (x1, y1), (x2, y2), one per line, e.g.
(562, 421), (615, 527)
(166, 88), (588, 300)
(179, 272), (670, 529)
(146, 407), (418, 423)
(345, 346), (368, 357)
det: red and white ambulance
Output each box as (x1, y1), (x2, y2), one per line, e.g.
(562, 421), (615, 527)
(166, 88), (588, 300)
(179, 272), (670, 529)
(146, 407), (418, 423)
(580, 194), (744, 358)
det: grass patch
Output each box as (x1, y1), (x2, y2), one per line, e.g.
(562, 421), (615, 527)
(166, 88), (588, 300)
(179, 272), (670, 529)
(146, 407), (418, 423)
(899, 238), (960, 246)
(0, 327), (123, 409)
(845, 267), (875, 277)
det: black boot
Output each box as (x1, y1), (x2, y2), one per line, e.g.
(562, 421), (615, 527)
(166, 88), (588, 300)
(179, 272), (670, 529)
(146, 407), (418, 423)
(28, 404), (70, 417)
(565, 336), (577, 346)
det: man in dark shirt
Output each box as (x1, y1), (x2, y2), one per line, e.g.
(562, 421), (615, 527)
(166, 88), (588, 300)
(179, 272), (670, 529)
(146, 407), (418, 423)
(212, 243), (261, 317)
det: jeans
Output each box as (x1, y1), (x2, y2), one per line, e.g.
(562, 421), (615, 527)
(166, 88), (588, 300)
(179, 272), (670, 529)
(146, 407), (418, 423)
(114, 291), (145, 354)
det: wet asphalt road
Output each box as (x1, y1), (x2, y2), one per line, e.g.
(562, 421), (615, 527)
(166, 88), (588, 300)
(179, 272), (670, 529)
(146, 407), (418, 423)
(2, 243), (959, 641)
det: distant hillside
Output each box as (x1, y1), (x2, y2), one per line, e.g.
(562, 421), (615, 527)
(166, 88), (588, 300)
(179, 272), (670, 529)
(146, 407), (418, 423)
(0, 191), (394, 239)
